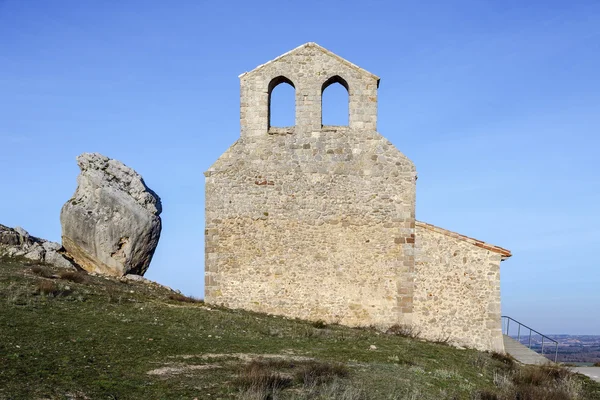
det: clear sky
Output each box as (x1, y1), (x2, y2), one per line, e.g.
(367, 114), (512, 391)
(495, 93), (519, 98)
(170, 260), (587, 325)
(1, 0), (599, 334)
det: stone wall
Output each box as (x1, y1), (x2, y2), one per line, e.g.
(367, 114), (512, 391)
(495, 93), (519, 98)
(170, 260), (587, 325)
(413, 222), (505, 352)
(205, 43), (510, 352)
(205, 127), (416, 327)
(239, 43), (379, 138)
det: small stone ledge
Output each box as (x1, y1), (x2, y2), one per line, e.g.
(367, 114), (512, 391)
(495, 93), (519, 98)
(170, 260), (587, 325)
(268, 127), (294, 135)
(321, 125), (349, 132)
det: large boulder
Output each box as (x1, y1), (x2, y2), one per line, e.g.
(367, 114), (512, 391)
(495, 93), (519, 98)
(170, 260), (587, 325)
(60, 153), (162, 277)
(0, 224), (76, 269)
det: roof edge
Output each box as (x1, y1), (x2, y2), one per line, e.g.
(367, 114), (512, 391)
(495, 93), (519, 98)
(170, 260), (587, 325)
(238, 42), (380, 82)
(416, 221), (512, 260)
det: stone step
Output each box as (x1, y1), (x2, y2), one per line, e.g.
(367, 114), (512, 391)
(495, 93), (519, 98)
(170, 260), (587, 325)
(503, 335), (553, 365)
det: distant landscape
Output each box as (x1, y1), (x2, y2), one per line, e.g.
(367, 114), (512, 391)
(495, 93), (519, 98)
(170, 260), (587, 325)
(511, 335), (600, 364)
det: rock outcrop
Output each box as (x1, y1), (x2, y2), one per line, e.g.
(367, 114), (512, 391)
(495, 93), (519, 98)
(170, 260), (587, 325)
(0, 224), (76, 269)
(60, 153), (162, 277)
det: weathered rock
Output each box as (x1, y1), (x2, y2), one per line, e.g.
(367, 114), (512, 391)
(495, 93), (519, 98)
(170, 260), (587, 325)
(123, 274), (149, 283)
(23, 243), (45, 261)
(60, 153), (162, 277)
(42, 241), (62, 252)
(45, 250), (76, 270)
(0, 225), (21, 246)
(0, 224), (75, 269)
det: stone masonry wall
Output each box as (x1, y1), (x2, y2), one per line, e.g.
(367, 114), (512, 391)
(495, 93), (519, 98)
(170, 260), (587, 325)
(413, 223), (505, 352)
(205, 128), (416, 327)
(240, 43), (379, 138)
(205, 43), (508, 352)
(206, 43), (416, 327)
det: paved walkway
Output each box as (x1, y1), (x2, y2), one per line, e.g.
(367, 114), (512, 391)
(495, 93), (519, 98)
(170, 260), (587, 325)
(503, 335), (552, 365)
(573, 367), (600, 382)
(502, 336), (600, 383)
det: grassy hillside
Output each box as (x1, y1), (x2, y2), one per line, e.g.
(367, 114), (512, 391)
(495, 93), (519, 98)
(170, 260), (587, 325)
(1, 258), (599, 400)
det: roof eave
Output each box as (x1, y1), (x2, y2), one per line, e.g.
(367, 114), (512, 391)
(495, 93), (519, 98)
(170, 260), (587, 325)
(416, 221), (512, 259)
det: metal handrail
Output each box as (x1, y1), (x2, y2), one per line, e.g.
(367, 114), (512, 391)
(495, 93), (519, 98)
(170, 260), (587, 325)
(501, 315), (559, 363)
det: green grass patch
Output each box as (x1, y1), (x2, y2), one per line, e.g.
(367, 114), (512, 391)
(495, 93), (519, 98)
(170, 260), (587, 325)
(1, 257), (599, 399)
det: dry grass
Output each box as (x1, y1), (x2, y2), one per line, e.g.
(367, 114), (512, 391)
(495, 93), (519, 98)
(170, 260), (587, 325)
(432, 335), (451, 346)
(513, 364), (572, 385)
(234, 360), (293, 398)
(168, 293), (203, 304)
(490, 352), (516, 370)
(105, 285), (124, 304)
(36, 280), (71, 297)
(295, 361), (349, 387)
(57, 270), (87, 284)
(475, 363), (583, 400)
(30, 265), (53, 278)
(234, 359), (351, 399)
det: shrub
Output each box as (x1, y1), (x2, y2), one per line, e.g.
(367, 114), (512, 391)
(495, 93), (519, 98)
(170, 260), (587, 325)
(488, 364), (582, 400)
(168, 293), (203, 303)
(513, 364), (572, 386)
(294, 361), (349, 387)
(57, 270), (87, 284)
(234, 360), (292, 394)
(31, 265), (53, 278)
(385, 324), (420, 338)
(491, 352), (516, 369)
(432, 335), (451, 346)
(594, 362), (600, 367)
(312, 320), (327, 329)
(36, 281), (70, 297)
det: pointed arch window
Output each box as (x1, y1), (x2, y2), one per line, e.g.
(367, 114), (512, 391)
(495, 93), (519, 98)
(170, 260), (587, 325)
(321, 75), (349, 127)
(268, 76), (295, 129)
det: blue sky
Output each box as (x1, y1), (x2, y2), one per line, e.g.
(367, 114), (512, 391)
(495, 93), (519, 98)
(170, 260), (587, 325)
(1, 0), (599, 334)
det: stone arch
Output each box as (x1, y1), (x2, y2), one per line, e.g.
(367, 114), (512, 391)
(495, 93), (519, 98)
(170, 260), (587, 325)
(268, 76), (296, 129)
(321, 75), (350, 127)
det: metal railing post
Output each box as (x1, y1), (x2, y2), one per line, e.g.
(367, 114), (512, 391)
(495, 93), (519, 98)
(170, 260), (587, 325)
(506, 318), (510, 336)
(541, 337), (545, 356)
(555, 342), (558, 363)
(529, 330), (532, 348)
(517, 325), (521, 342)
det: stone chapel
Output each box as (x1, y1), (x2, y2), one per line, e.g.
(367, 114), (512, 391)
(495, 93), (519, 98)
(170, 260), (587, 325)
(204, 43), (511, 352)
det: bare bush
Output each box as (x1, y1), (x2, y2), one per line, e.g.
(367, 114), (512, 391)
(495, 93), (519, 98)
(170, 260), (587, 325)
(36, 280), (70, 297)
(234, 360), (293, 397)
(491, 352), (516, 370)
(295, 361), (349, 387)
(31, 265), (53, 278)
(312, 320), (327, 329)
(471, 353), (489, 369)
(58, 270), (87, 284)
(477, 363), (583, 400)
(385, 324), (420, 338)
(513, 364), (572, 386)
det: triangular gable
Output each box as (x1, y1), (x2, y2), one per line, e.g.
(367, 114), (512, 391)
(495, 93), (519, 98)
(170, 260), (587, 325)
(238, 42), (380, 83)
